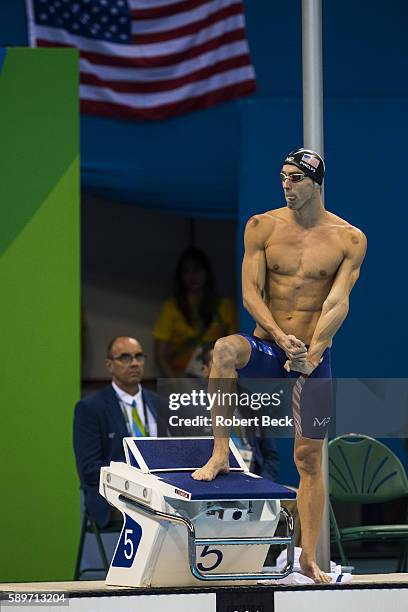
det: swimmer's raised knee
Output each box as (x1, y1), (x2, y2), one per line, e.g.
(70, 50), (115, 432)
(212, 335), (251, 371)
(213, 336), (239, 370)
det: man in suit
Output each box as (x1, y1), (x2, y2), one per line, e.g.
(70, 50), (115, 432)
(73, 335), (162, 528)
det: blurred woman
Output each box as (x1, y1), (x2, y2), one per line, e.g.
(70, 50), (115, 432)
(153, 247), (237, 377)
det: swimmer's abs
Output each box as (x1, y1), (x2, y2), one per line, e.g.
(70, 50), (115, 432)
(254, 308), (321, 345)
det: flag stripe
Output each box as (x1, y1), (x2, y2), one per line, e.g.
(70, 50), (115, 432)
(78, 40), (251, 81)
(81, 65), (255, 107)
(81, 54), (251, 93)
(81, 79), (255, 120)
(130, 0), (220, 20)
(132, 0), (240, 34)
(132, 3), (243, 44)
(128, 0), (187, 5)
(35, 16), (245, 60)
(28, 0), (256, 121)
(38, 29), (247, 68)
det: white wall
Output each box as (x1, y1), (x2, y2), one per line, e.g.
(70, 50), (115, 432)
(81, 194), (238, 379)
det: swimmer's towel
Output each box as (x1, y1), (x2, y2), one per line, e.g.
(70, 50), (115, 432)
(260, 547), (352, 585)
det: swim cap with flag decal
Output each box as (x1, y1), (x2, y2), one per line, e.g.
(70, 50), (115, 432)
(284, 148), (325, 185)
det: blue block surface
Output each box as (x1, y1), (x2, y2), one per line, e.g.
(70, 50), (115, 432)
(158, 471), (296, 501)
(129, 438), (241, 471)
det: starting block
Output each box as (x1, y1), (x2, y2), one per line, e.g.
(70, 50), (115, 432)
(99, 437), (295, 587)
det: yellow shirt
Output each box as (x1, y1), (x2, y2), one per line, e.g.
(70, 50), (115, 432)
(153, 297), (238, 371)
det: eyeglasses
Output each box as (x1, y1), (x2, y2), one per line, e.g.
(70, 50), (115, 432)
(280, 171), (306, 183)
(110, 352), (146, 364)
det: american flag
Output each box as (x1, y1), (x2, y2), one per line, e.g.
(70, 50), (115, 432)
(301, 153), (320, 169)
(26, 0), (257, 121)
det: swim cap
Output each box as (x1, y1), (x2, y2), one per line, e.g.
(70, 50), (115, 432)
(284, 148), (325, 185)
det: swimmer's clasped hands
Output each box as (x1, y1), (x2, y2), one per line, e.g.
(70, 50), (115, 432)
(277, 333), (307, 359)
(277, 333), (318, 375)
(284, 357), (316, 376)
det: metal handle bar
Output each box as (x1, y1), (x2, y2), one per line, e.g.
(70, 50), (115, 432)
(118, 493), (294, 581)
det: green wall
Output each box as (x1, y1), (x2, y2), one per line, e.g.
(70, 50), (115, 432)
(0, 49), (80, 582)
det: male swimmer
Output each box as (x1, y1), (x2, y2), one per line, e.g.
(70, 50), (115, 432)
(192, 148), (367, 583)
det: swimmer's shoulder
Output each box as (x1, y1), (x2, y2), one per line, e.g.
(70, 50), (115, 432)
(246, 208), (288, 229)
(325, 211), (367, 250)
(245, 208), (288, 243)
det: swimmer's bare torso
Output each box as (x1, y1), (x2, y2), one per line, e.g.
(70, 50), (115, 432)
(242, 207), (366, 360)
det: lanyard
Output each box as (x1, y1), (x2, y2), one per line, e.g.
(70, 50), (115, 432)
(117, 393), (150, 437)
(141, 394), (150, 436)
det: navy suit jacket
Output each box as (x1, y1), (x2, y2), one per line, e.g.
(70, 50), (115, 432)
(73, 385), (162, 528)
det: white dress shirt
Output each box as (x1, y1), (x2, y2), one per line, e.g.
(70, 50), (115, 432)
(112, 382), (157, 437)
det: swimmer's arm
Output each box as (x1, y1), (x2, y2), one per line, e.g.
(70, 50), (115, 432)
(307, 230), (367, 366)
(242, 216), (285, 342)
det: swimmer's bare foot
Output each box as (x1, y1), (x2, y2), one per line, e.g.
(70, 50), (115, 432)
(192, 456), (230, 481)
(299, 552), (331, 584)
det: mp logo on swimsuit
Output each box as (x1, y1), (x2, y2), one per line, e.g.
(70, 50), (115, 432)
(313, 416), (331, 427)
